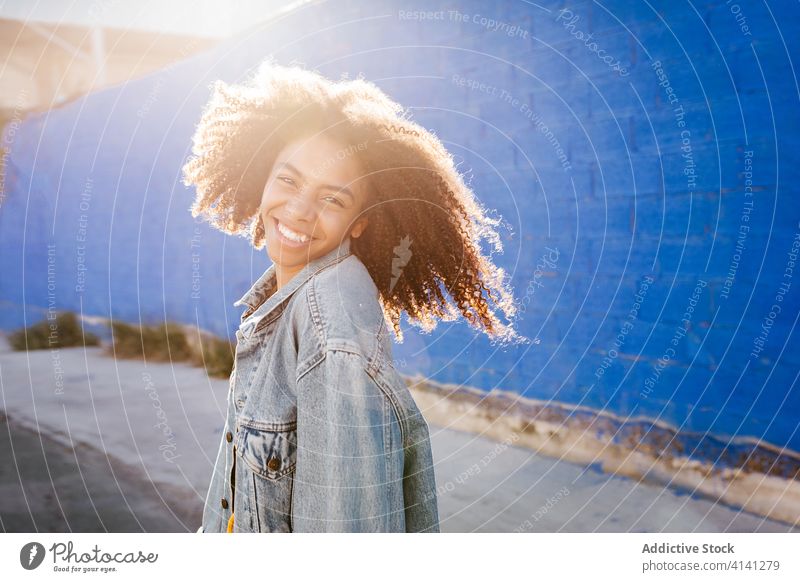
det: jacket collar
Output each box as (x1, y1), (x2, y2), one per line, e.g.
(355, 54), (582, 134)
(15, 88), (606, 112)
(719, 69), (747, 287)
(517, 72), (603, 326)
(234, 236), (353, 334)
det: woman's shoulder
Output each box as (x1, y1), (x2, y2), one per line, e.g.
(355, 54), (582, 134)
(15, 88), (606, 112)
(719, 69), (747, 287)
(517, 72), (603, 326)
(290, 254), (385, 354)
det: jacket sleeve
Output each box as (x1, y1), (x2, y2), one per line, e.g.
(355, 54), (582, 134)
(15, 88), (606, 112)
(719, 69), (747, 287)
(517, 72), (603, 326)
(291, 349), (404, 532)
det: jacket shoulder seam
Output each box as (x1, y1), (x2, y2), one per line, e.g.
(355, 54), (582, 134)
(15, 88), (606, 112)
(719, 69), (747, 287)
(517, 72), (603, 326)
(303, 280), (326, 348)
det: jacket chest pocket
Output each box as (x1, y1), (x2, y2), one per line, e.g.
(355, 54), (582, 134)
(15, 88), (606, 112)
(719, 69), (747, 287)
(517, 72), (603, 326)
(234, 420), (297, 532)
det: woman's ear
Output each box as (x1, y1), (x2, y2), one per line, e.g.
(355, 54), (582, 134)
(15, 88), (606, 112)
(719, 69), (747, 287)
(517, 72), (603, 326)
(351, 215), (369, 238)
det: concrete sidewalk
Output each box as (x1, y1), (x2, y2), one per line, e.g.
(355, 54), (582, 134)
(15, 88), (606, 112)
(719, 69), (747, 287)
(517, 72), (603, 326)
(0, 337), (794, 532)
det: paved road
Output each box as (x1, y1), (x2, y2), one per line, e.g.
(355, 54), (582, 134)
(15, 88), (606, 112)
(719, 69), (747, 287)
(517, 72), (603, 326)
(0, 337), (795, 533)
(1, 408), (794, 533)
(0, 411), (199, 533)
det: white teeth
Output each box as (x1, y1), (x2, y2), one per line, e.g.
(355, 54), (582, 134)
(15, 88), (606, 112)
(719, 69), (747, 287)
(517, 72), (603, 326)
(277, 220), (310, 243)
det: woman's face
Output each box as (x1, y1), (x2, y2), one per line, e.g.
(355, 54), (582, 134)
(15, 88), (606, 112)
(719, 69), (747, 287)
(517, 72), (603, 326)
(259, 132), (370, 279)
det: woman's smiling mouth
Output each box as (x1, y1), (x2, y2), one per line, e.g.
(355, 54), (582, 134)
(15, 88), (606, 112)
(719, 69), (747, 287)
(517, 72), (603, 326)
(273, 216), (314, 246)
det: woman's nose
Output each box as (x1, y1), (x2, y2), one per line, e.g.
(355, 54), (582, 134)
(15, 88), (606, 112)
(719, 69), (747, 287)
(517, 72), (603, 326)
(284, 192), (315, 222)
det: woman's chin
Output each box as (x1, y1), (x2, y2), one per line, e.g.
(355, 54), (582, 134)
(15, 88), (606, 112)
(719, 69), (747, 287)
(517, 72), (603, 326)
(267, 237), (318, 266)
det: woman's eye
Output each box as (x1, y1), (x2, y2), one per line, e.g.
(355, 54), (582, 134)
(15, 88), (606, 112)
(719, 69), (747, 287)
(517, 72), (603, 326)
(278, 176), (295, 186)
(323, 196), (345, 208)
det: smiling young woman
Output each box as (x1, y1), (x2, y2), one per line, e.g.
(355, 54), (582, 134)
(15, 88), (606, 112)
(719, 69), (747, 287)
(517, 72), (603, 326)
(182, 58), (526, 533)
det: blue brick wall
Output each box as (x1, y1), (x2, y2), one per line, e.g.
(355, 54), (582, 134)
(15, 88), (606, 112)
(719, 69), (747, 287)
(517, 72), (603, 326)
(1, 0), (798, 451)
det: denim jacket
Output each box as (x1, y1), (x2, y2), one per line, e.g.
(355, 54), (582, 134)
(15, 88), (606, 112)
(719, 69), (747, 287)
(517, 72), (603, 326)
(198, 236), (440, 532)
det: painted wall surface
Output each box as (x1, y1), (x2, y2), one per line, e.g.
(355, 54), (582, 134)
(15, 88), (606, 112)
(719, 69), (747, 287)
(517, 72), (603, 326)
(2, 0), (798, 451)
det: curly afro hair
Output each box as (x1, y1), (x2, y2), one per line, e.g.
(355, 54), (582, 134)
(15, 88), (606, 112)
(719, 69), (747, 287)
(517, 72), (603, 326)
(182, 57), (526, 346)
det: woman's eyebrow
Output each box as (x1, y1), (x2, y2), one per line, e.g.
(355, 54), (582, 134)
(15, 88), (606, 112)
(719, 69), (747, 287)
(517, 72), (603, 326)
(275, 161), (304, 180)
(277, 161), (355, 200)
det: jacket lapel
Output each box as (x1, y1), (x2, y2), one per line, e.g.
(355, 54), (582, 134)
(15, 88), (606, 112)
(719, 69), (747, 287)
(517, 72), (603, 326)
(235, 236), (353, 338)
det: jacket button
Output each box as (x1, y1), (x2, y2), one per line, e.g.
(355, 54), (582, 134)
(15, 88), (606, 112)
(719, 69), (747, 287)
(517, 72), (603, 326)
(267, 456), (280, 471)
(220, 498), (228, 509)
(226, 431), (233, 442)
